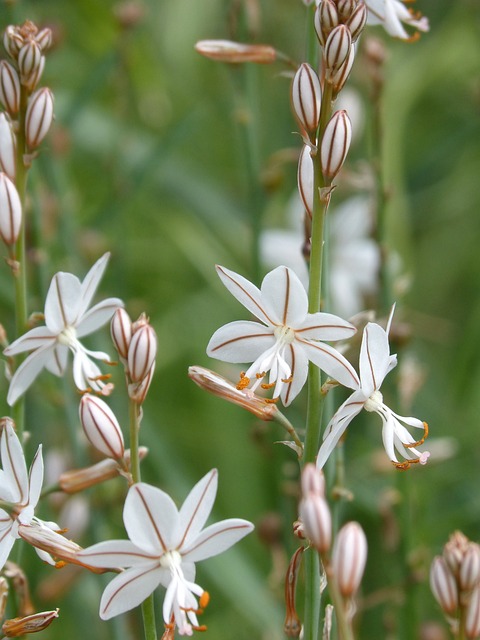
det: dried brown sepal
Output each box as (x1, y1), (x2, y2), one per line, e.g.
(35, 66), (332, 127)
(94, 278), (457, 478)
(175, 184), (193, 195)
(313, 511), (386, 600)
(195, 39), (276, 64)
(3, 562), (34, 616)
(284, 547), (304, 637)
(2, 609), (59, 637)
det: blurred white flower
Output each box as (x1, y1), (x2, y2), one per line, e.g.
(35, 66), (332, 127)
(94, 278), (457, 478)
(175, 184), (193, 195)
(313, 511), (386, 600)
(366, 0), (429, 40)
(79, 470), (253, 634)
(4, 253), (123, 405)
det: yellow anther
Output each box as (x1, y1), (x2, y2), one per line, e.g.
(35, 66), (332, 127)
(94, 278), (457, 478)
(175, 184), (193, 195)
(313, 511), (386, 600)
(404, 421), (429, 448)
(236, 373), (251, 390)
(261, 381), (276, 390)
(199, 591), (210, 608)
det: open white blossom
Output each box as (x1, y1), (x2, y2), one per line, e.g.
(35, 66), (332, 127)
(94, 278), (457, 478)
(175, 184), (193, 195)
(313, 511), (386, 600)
(366, 0), (429, 40)
(317, 314), (430, 469)
(207, 265), (358, 406)
(78, 469), (253, 634)
(4, 253), (123, 405)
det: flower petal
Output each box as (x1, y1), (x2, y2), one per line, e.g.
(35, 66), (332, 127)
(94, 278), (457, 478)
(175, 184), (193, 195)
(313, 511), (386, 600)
(280, 343), (308, 407)
(295, 311), (356, 341)
(76, 297), (124, 338)
(207, 321), (275, 362)
(299, 339), (360, 390)
(124, 483), (179, 554)
(181, 518), (254, 562)
(44, 344), (69, 376)
(99, 563), (163, 620)
(27, 445), (44, 510)
(77, 253), (110, 320)
(78, 540), (156, 568)
(260, 266), (308, 328)
(359, 322), (391, 395)
(177, 469), (217, 551)
(44, 272), (82, 333)
(216, 265), (274, 326)
(0, 421), (28, 504)
(6, 346), (53, 406)
(0, 524), (15, 570)
(3, 326), (56, 356)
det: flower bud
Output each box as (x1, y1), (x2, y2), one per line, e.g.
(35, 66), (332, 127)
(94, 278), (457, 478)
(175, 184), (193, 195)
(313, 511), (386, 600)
(25, 88), (54, 149)
(127, 323), (157, 383)
(128, 361), (155, 404)
(330, 44), (355, 95)
(444, 531), (470, 577)
(291, 63), (321, 134)
(0, 173), (22, 246)
(2, 609), (59, 637)
(0, 114), (17, 181)
(23, 56), (45, 93)
(299, 493), (331, 553)
(111, 307), (132, 360)
(346, 2), (367, 42)
(466, 586), (480, 639)
(332, 522), (367, 597)
(79, 394), (124, 460)
(0, 578), (8, 620)
(35, 28), (53, 52)
(430, 556), (458, 615)
(18, 41), (42, 83)
(297, 144), (314, 218)
(324, 25), (351, 78)
(0, 61), (20, 116)
(321, 110), (352, 180)
(460, 543), (480, 592)
(336, 0), (356, 20)
(284, 547), (304, 638)
(3, 26), (23, 60)
(314, 0), (339, 47)
(301, 463), (326, 497)
(195, 40), (276, 64)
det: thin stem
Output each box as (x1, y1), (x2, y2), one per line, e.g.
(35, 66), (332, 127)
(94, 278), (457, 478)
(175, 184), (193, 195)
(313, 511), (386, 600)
(272, 410), (304, 454)
(322, 558), (355, 640)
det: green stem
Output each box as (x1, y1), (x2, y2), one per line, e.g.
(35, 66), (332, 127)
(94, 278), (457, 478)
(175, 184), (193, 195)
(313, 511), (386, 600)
(322, 558), (355, 640)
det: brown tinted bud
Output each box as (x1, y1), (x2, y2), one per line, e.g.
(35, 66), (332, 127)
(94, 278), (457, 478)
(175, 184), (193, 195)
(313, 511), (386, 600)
(284, 547), (304, 638)
(3, 609), (59, 637)
(332, 522), (368, 597)
(79, 394), (125, 460)
(195, 40), (276, 64)
(444, 531), (470, 577)
(128, 362), (155, 404)
(314, 0), (339, 47)
(324, 25), (351, 78)
(336, 0), (356, 20)
(301, 463), (326, 497)
(0, 172), (22, 246)
(35, 28), (53, 51)
(111, 307), (132, 359)
(0, 61), (20, 116)
(299, 493), (331, 553)
(25, 88), (54, 148)
(430, 556), (458, 616)
(466, 586), (480, 639)
(3, 27), (23, 60)
(0, 114), (17, 181)
(460, 543), (480, 592)
(346, 2), (367, 42)
(321, 110), (352, 180)
(291, 63), (322, 134)
(127, 323), (157, 382)
(18, 41), (42, 83)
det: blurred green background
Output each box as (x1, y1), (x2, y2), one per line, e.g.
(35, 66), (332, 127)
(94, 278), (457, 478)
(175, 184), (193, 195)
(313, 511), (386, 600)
(0, 0), (479, 638)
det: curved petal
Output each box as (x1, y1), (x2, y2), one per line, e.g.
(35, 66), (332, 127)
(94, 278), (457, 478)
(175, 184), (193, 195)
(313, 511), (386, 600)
(76, 297), (124, 338)
(44, 344), (69, 376)
(181, 518), (254, 563)
(299, 339), (360, 390)
(215, 265), (274, 326)
(27, 445), (44, 509)
(79, 540), (156, 568)
(124, 483), (179, 554)
(7, 345), (54, 406)
(380, 411), (397, 462)
(207, 321), (275, 362)
(0, 423), (28, 503)
(77, 253), (110, 318)
(281, 343), (309, 407)
(4, 326), (56, 356)
(99, 563), (163, 620)
(0, 526), (15, 570)
(359, 322), (391, 395)
(260, 266), (308, 328)
(177, 469), (217, 551)
(44, 272), (82, 333)
(295, 311), (356, 341)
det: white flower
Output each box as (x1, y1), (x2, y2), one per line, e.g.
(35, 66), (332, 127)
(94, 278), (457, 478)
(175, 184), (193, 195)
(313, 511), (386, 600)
(207, 265), (359, 406)
(317, 314), (429, 469)
(78, 470), (254, 634)
(0, 419), (44, 568)
(4, 253), (123, 405)
(366, 0), (429, 40)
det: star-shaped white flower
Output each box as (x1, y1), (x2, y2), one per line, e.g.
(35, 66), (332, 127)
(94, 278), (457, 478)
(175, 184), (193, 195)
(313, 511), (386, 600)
(4, 253), (123, 406)
(78, 469), (254, 634)
(316, 316), (430, 469)
(0, 419), (43, 569)
(207, 265), (359, 406)
(366, 0), (429, 41)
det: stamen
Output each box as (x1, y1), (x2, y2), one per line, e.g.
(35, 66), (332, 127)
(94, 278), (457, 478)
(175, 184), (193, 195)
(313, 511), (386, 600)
(393, 460), (411, 470)
(265, 397), (279, 404)
(199, 591), (210, 608)
(192, 625), (207, 632)
(236, 372), (251, 390)
(281, 376), (293, 384)
(261, 381), (276, 390)
(256, 371), (266, 379)
(404, 421), (429, 448)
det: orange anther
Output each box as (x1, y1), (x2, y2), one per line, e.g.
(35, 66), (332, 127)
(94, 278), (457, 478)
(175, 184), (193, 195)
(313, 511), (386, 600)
(236, 374), (251, 390)
(261, 381), (276, 390)
(404, 421), (429, 448)
(199, 591), (210, 608)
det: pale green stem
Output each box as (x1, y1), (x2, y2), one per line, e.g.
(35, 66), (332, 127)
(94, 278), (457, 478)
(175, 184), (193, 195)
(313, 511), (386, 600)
(322, 557), (355, 640)
(272, 409), (304, 454)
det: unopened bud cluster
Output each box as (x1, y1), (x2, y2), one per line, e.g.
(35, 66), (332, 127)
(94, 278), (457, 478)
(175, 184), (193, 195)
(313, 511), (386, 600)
(430, 531), (480, 638)
(111, 309), (157, 404)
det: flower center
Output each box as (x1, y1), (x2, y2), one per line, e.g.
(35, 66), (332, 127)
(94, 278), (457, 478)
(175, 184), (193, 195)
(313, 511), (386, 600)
(58, 325), (77, 348)
(159, 549), (182, 571)
(364, 389), (383, 413)
(274, 325), (295, 345)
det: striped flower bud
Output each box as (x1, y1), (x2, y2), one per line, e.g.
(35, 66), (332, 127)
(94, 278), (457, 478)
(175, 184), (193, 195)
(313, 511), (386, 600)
(332, 522), (368, 597)
(35, 28), (53, 51)
(3, 26), (23, 60)
(128, 361), (155, 404)
(460, 543), (480, 592)
(79, 394), (125, 460)
(2, 609), (59, 637)
(23, 56), (45, 92)
(297, 144), (314, 218)
(321, 110), (352, 180)
(127, 323), (157, 383)
(291, 63), (322, 134)
(466, 586), (480, 639)
(336, 0), (356, 20)
(314, 0), (339, 47)
(0, 61), (20, 116)
(0, 173), (22, 246)
(324, 25), (351, 78)
(0, 114), (16, 181)
(25, 87), (54, 148)
(444, 531), (470, 577)
(330, 44), (356, 95)
(111, 307), (132, 360)
(18, 40), (42, 83)
(346, 2), (367, 42)
(301, 463), (326, 497)
(299, 492), (331, 553)
(195, 39), (276, 64)
(430, 556), (458, 616)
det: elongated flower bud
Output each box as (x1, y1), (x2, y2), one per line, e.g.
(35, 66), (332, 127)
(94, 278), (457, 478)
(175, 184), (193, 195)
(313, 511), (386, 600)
(25, 87), (54, 149)
(23, 56), (45, 93)
(2, 609), (59, 637)
(80, 394), (125, 460)
(18, 41), (42, 83)
(111, 307), (132, 360)
(127, 323), (157, 383)
(299, 493), (331, 553)
(444, 531), (470, 576)
(0, 61), (20, 116)
(35, 28), (53, 51)
(3, 27), (23, 60)
(301, 463), (326, 497)
(297, 144), (314, 218)
(0, 173), (22, 246)
(332, 522), (368, 597)
(324, 25), (351, 78)
(291, 63), (321, 134)
(336, 0), (356, 20)
(0, 114), (17, 181)
(314, 0), (339, 47)
(321, 110), (352, 180)
(346, 2), (367, 42)
(460, 543), (480, 592)
(466, 586), (480, 639)
(430, 556), (458, 615)
(128, 361), (155, 404)
(330, 44), (355, 95)
(195, 40), (276, 64)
